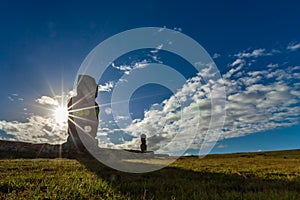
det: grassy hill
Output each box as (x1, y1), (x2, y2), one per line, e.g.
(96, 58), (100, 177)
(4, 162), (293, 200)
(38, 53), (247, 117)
(0, 149), (300, 199)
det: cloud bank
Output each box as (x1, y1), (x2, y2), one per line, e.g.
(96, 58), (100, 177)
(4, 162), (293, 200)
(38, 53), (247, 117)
(97, 47), (300, 154)
(1, 95), (68, 144)
(1, 45), (300, 156)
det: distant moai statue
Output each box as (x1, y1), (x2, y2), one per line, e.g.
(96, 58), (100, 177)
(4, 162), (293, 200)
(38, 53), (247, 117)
(140, 134), (147, 153)
(66, 75), (99, 152)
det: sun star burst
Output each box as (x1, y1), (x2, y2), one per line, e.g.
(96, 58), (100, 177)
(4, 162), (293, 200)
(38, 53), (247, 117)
(53, 105), (68, 125)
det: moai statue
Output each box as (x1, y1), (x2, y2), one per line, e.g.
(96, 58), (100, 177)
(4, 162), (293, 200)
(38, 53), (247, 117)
(66, 75), (99, 153)
(140, 134), (147, 153)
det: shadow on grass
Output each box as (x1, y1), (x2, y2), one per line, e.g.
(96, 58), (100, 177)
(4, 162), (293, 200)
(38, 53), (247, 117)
(1, 149), (299, 199)
(75, 153), (300, 200)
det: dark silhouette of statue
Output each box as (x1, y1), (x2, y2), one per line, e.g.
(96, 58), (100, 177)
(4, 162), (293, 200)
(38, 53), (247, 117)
(65, 75), (99, 154)
(140, 134), (147, 153)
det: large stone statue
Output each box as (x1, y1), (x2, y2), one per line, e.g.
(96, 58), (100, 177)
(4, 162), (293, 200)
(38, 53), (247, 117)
(65, 75), (99, 153)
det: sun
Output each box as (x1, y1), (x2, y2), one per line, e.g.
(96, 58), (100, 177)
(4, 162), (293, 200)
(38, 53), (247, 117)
(53, 106), (68, 124)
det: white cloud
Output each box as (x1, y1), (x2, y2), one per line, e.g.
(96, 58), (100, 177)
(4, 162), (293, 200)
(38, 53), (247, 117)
(36, 96), (59, 106)
(115, 115), (130, 121)
(0, 115), (67, 144)
(112, 63), (131, 71)
(287, 42), (300, 51)
(104, 107), (112, 115)
(224, 61), (244, 79)
(1, 93), (70, 143)
(107, 58), (300, 155)
(213, 53), (221, 59)
(216, 144), (227, 149)
(235, 48), (269, 58)
(7, 93), (25, 102)
(1, 44), (300, 156)
(112, 60), (150, 75)
(150, 44), (164, 53)
(230, 58), (244, 67)
(8, 96), (14, 101)
(173, 27), (182, 32)
(98, 81), (114, 92)
(133, 60), (149, 69)
(267, 63), (279, 68)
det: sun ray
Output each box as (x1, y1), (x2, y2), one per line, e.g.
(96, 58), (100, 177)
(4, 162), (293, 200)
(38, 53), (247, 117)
(67, 90), (95, 110)
(32, 104), (58, 113)
(68, 117), (85, 132)
(68, 117), (97, 140)
(67, 126), (80, 150)
(68, 104), (99, 113)
(68, 114), (96, 123)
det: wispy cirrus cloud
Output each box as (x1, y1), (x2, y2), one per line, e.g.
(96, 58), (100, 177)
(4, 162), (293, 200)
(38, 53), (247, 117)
(213, 53), (221, 59)
(7, 93), (25, 102)
(112, 60), (150, 75)
(235, 48), (270, 58)
(287, 42), (300, 51)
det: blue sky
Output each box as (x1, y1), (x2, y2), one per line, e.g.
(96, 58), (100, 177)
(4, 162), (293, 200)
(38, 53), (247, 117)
(0, 0), (299, 155)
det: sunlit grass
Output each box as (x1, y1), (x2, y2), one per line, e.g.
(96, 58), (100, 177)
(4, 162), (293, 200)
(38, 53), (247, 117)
(0, 149), (300, 199)
(0, 159), (125, 199)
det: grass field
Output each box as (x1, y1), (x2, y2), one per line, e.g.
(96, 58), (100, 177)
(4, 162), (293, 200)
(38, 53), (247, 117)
(0, 149), (300, 199)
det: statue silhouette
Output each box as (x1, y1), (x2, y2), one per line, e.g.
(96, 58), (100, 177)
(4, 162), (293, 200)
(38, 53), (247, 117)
(140, 134), (147, 153)
(65, 75), (99, 154)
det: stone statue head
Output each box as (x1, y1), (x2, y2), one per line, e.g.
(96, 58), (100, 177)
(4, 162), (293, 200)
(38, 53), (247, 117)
(76, 75), (98, 99)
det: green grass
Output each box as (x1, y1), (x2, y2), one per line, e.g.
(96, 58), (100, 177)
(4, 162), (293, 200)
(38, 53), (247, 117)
(0, 149), (300, 199)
